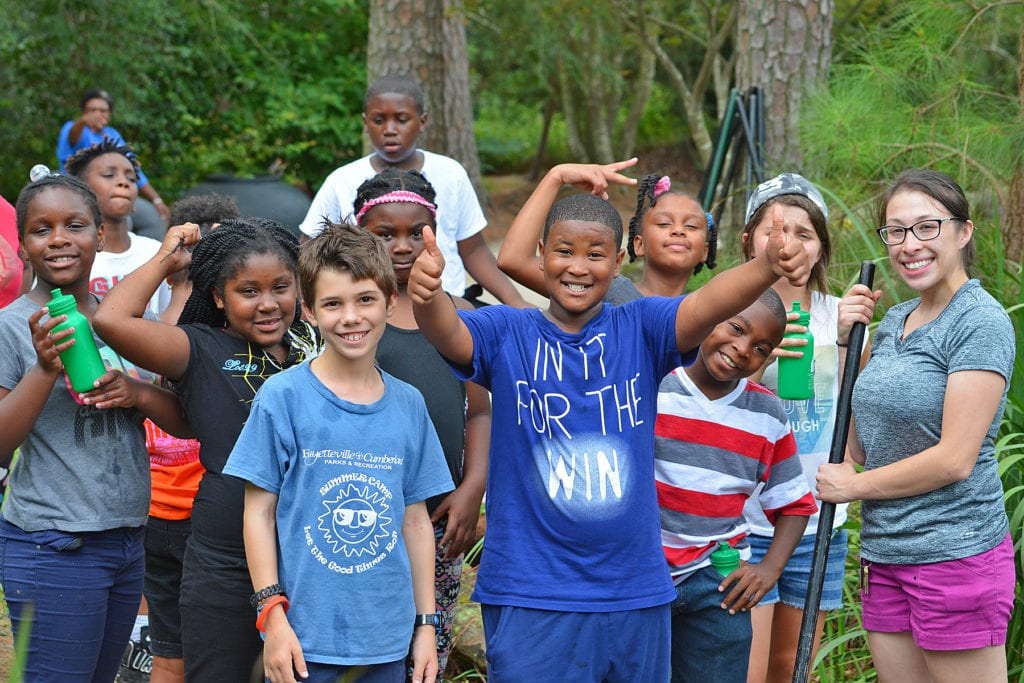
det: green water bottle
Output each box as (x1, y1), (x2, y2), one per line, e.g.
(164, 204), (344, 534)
(777, 301), (814, 400)
(710, 541), (740, 578)
(46, 288), (106, 392)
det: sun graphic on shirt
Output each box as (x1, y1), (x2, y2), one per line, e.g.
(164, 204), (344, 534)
(317, 483), (393, 557)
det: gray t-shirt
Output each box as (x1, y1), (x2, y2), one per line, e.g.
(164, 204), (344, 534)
(852, 280), (1013, 564)
(604, 274), (644, 305)
(0, 296), (151, 532)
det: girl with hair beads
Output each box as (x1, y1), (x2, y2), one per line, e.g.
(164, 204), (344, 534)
(65, 138), (173, 316)
(737, 174), (846, 683)
(498, 158), (717, 302)
(94, 218), (321, 682)
(354, 168), (491, 680)
(818, 169), (1014, 683)
(0, 173), (190, 680)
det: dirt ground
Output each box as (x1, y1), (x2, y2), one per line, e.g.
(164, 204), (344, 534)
(0, 598), (11, 677)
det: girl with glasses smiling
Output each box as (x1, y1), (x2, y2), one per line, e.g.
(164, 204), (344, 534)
(817, 169), (1015, 682)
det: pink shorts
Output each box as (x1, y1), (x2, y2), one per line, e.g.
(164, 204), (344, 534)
(860, 533), (1015, 651)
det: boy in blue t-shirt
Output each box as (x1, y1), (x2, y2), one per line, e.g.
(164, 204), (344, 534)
(224, 223), (453, 683)
(407, 160), (811, 683)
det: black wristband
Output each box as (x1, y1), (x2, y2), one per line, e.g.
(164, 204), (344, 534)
(250, 583), (285, 609)
(836, 341), (849, 348)
(415, 612), (440, 628)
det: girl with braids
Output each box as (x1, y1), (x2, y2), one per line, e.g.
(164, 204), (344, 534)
(737, 174), (847, 683)
(94, 218), (321, 683)
(498, 158), (716, 303)
(355, 168), (490, 680)
(0, 172), (190, 680)
(65, 138), (173, 316)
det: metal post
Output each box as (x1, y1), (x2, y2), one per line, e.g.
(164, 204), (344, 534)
(792, 261), (876, 683)
(700, 89), (740, 210)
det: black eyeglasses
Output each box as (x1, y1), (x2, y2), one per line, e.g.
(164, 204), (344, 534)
(876, 217), (962, 246)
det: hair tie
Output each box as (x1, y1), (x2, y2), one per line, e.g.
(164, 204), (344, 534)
(653, 176), (671, 198)
(30, 164), (56, 182)
(354, 190), (437, 224)
(705, 212), (715, 231)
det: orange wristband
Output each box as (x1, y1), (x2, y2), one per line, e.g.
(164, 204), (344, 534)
(255, 595), (290, 632)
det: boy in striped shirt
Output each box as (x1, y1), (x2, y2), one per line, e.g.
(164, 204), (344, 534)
(655, 289), (817, 682)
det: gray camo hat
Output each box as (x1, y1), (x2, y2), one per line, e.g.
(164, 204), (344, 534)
(744, 173), (828, 225)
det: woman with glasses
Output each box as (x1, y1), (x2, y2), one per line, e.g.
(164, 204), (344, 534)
(817, 168), (1015, 683)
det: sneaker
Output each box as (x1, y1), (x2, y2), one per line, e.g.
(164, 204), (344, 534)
(116, 625), (153, 682)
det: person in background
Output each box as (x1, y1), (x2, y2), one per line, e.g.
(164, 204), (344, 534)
(817, 168), (1015, 683)
(739, 174), (849, 683)
(354, 169), (490, 679)
(57, 88), (170, 233)
(159, 193), (240, 324)
(300, 74), (528, 307)
(65, 140), (173, 317)
(121, 193), (242, 683)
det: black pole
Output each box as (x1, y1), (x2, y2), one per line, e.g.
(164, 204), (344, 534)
(792, 261), (876, 683)
(700, 89), (740, 210)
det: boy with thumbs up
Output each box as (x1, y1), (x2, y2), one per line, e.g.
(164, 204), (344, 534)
(407, 161), (811, 683)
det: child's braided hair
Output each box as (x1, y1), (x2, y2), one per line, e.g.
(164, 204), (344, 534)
(627, 174), (717, 274)
(179, 218), (301, 332)
(63, 138), (141, 179)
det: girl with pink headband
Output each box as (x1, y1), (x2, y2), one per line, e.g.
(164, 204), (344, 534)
(354, 168), (491, 680)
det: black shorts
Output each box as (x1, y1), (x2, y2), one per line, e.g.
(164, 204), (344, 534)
(143, 516), (191, 658)
(179, 537), (263, 682)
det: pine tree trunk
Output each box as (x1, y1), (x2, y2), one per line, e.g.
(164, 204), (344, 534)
(366, 0), (487, 201)
(736, 0), (833, 173)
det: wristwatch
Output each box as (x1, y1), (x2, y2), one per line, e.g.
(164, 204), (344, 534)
(414, 611), (441, 628)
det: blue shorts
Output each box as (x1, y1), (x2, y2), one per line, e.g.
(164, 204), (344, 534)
(481, 604), (670, 682)
(275, 659), (404, 683)
(747, 528), (849, 611)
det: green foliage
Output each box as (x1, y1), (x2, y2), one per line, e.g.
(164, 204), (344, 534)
(468, 0), (694, 168)
(0, 0), (369, 201)
(802, 2), (1024, 223)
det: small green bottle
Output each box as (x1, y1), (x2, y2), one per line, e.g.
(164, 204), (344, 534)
(710, 541), (740, 578)
(46, 288), (106, 392)
(777, 301), (814, 400)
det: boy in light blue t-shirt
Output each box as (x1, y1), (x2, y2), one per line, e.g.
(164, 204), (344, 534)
(224, 222), (453, 683)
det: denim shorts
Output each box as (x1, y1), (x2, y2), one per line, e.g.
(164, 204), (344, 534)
(747, 528), (849, 611)
(143, 516), (192, 658)
(861, 533), (1014, 651)
(670, 565), (752, 683)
